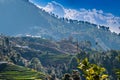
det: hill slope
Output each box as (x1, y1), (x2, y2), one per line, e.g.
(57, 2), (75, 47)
(0, 35), (120, 79)
(0, 63), (46, 79)
(0, 0), (120, 50)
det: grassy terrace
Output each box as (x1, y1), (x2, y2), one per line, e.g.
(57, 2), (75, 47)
(39, 54), (72, 65)
(0, 63), (45, 80)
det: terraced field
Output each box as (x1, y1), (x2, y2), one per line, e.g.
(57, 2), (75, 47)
(0, 63), (46, 80)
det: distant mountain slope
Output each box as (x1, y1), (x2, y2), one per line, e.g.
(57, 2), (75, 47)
(0, 0), (120, 50)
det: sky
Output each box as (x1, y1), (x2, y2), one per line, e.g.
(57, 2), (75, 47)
(30, 0), (120, 33)
(30, 0), (120, 16)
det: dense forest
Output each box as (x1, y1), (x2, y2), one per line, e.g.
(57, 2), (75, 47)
(0, 35), (120, 80)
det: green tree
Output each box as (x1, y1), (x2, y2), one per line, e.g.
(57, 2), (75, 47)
(69, 56), (78, 69)
(116, 69), (120, 80)
(29, 57), (44, 72)
(115, 56), (120, 80)
(78, 58), (108, 80)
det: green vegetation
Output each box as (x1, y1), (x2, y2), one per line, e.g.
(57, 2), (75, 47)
(62, 57), (109, 80)
(39, 53), (72, 65)
(78, 58), (108, 80)
(0, 35), (120, 80)
(116, 69), (120, 80)
(0, 63), (46, 80)
(115, 56), (120, 80)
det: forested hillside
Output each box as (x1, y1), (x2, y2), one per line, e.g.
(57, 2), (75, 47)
(0, 35), (120, 80)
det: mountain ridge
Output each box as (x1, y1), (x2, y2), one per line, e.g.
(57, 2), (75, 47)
(0, 0), (120, 50)
(29, 0), (120, 33)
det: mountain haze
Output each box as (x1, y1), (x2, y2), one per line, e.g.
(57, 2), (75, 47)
(0, 0), (120, 50)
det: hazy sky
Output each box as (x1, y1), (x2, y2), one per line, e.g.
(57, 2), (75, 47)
(31, 0), (120, 16)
